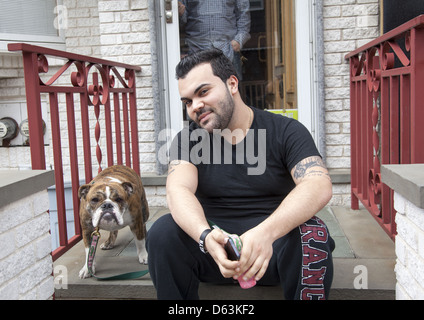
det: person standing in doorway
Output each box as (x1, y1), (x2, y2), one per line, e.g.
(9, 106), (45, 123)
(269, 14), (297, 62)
(178, 0), (251, 79)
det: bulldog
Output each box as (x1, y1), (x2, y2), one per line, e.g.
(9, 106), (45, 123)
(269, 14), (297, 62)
(77, 165), (149, 279)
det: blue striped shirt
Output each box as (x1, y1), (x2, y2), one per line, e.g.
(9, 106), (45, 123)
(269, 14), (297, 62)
(179, 0), (251, 61)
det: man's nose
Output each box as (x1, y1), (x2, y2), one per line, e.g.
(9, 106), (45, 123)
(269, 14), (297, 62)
(191, 99), (204, 114)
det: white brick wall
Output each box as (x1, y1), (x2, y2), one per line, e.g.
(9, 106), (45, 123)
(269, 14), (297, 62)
(0, 191), (54, 300)
(323, 0), (379, 172)
(98, 0), (156, 175)
(63, 0), (101, 57)
(0, 55), (25, 98)
(323, 0), (379, 206)
(394, 192), (424, 299)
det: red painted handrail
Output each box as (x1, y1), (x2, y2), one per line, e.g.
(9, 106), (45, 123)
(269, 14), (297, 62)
(346, 15), (424, 240)
(8, 43), (142, 260)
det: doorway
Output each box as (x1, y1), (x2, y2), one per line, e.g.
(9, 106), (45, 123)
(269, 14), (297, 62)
(178, 0), (298, 119)
(242, 0), (297, 118)
(158, 0), (321, 147)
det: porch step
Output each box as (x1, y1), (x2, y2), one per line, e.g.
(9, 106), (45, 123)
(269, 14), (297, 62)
(54, 206), (395, 300)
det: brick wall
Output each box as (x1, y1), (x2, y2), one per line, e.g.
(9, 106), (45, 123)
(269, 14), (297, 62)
(0, 55), (25, 98)
(394, 193), (424, 299)
(98, 0), (156, 174)
(63, 0), (101, 57)
(0, 190), (54, 299)
(0, 54), (28, 169)
(323, 0), (380, 206)
(97, 0), (165, 206)
(381, 164), (424, 300)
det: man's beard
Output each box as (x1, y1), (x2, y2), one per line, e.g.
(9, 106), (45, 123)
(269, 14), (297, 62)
(195, 88), (235, 133)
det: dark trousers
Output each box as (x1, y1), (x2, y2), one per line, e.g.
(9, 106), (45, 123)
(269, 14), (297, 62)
(146, 214), (335, 300)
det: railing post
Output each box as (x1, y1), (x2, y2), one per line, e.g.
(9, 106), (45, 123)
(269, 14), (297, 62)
(350, 77), (359, 210)
(22, 52), (46, 169)
(128, 69), (140, 176)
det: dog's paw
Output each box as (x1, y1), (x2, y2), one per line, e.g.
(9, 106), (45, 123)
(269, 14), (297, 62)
(79, 265), (93, 279)
(100, 242), (114, 250)
(138, 252), (148, 265)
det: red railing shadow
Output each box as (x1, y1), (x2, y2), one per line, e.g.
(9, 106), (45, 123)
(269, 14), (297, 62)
(8, 43), (142, 260)
(345, 15), (424, 240)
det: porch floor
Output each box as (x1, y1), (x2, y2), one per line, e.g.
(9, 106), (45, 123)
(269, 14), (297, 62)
(54, 206), (396, 300)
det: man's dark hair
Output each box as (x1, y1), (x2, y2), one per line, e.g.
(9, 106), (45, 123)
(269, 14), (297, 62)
(175, 48), (238, 83)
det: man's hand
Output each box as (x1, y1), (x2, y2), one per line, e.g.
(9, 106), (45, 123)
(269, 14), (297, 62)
(233, 155), (332, 282)
(178, 1), (185, 16)
(231, 40), (241, 52)
(205, 229), (240, 278)
(236, 226), (274, 282)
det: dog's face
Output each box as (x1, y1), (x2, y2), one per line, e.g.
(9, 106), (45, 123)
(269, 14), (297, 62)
(78, 182), (134, 229)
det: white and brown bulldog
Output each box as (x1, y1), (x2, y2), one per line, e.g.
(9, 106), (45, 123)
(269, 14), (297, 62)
(77, 165), (149, 279)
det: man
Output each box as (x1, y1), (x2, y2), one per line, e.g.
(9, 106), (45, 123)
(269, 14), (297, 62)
(178, 0), (251, 78)
(146, 49), (335, 300)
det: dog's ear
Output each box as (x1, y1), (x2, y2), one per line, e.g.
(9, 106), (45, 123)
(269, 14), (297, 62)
(122, 182), (134, 196)
(78, 184), (91, 200)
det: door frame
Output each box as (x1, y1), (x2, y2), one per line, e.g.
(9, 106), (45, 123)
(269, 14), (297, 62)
(160, 0), (183, 136)
(295, 0), (324, 154)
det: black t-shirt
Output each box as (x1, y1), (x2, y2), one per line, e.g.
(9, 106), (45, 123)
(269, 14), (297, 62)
(169, 107), (321, 234)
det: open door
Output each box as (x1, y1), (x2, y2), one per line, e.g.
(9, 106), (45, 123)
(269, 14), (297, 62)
(263, 0), (297, 115)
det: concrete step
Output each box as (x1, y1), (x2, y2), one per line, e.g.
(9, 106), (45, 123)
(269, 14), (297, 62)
(53, 260), (395, 300)
(54, 206), (395, 300)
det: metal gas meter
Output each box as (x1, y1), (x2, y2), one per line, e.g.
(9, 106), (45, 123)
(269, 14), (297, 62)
(0, 117), (19, 147)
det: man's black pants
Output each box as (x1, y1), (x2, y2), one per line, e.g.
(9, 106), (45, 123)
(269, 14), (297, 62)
(146, 214), (335, 300)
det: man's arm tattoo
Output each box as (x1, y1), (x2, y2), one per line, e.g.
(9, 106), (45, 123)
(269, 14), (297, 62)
(292, 156), (331, 182)
(168, 160), (182, 175)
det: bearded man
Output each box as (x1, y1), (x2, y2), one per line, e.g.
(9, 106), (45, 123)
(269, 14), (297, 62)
(146, 49), (335, 300)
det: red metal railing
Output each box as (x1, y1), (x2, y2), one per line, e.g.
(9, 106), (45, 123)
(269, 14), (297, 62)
(8, 43), (141, 260)
(346, 15), (424, 240)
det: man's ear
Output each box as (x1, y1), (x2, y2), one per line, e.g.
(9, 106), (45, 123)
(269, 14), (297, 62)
(227, 75), (239, 94)
(78, 184), (91, 200)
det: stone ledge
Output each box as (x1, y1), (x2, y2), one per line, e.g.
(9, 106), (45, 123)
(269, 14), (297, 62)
(141, 174), (167, 186)
(0, 170), (55, 208)
(381, 164), (424, 209)
(329, 169), (350, 184)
